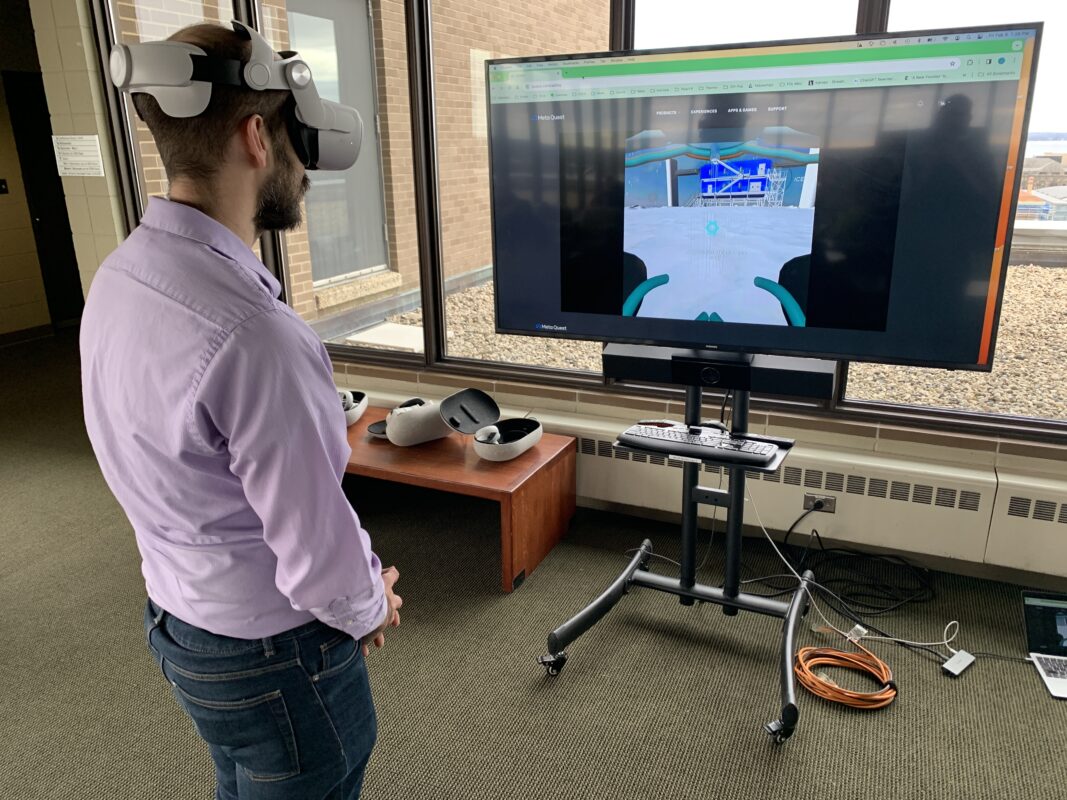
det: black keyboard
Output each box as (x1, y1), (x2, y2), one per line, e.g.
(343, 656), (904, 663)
(1036, 655), (1067, 680)
(616, 422), (778, 466)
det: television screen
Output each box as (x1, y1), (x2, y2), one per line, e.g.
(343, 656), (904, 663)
(487, 24), (1042, 369)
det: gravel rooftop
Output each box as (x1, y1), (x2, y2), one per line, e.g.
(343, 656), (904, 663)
(390, 265), (1066, 421)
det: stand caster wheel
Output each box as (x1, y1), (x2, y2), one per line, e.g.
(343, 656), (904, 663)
(764, 719), (794, 744)
(537, 651), (568, 676)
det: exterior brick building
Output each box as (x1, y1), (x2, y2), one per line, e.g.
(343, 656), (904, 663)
(114, 0), (609, 330)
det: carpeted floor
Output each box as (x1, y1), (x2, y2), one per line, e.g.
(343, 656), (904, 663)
(2, 332), (1065, 800)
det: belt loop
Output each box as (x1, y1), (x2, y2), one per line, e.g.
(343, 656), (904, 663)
(262, 637), (275, 658)
(152, 604), (166, 626)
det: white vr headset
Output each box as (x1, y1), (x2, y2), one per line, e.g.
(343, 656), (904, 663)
(108, 20), (362, 171)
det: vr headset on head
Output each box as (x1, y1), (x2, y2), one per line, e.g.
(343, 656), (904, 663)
(108, 20), (362, 171)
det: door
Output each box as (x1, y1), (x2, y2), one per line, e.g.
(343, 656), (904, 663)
(3, 70), (83, 327)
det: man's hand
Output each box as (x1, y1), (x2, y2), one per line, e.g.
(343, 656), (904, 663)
(362, 566), (402, 656)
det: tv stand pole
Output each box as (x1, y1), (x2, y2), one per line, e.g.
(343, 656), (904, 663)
(538, 363), (816, 743)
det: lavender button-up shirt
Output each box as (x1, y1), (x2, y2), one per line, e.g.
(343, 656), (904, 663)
(80, 197), (386, 640)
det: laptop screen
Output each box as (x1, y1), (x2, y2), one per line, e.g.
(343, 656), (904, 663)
(1023, 592), (1067, 656)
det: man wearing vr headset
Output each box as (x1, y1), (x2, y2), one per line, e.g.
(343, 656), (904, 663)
(80, 21), (400, 799)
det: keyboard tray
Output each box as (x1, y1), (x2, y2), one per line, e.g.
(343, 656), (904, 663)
(612, 437), (791, 474)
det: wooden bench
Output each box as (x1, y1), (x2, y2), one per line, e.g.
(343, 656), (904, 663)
(345, 407), (576, 592)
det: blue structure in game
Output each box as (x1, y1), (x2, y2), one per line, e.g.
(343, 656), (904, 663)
(699, 158), (774, 199)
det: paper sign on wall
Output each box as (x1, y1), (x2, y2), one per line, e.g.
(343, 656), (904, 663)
(52, 135), (105, 177)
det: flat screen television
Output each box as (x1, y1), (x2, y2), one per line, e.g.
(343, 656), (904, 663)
(486, 24), (1042, 370)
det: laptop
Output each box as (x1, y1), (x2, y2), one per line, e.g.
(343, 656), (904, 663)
(1022, 591), (1067, 699)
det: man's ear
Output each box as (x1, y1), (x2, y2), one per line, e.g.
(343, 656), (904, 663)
(237, 114), (270, 170)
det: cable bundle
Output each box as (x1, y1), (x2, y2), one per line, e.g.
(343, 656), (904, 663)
(794, 640), (897, 710)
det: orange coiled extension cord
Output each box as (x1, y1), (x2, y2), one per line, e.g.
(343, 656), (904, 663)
(794, 639), (898, 710)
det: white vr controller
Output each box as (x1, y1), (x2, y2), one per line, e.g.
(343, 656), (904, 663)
(472, 419), (543, 462)
(337, 389), (368, 427)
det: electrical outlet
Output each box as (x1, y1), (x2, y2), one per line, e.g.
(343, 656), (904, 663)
(802, 494), (836, 513)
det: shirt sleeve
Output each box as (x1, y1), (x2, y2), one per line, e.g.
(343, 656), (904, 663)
(192, 307), (387, 640)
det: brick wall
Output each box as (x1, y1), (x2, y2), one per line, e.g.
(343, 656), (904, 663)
(375, 1), (419, 295)
(267, 0), (420, 324)
(430, 1), (610, 280)
(114, 1), (230, 201)
(109, 1), (609, 326)
(259, 2), (316, 320)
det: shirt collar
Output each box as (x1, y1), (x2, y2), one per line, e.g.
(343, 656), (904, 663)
(140, 197), (282, 299)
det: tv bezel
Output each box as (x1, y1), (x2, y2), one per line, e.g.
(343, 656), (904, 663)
(485, 22), (1044, 371)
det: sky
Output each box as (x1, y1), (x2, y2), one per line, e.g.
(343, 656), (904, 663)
(634, 0), (1064, 133)
(287, 11), (341, 103)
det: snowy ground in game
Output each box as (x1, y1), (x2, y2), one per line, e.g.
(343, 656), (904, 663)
(623, 206), (816, 326)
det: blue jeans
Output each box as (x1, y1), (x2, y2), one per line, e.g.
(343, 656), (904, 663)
(145, 600), (376, 799)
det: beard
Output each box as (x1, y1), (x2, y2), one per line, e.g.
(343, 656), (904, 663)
(254, 136), (311, 233)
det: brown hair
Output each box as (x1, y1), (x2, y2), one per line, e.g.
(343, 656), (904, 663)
(133, 23), (292, 182)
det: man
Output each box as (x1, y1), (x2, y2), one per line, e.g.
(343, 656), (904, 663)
(80, 22), (400, 799)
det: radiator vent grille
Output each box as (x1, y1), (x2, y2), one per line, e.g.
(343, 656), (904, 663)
(574, 436), (991, 517)
(1034, 500), (1057, 522)
(936, 488), (958, 508)
(1007, 496), (1067, 523)
(890, 481), (911, 502)
(1008, 496), (1033, 518)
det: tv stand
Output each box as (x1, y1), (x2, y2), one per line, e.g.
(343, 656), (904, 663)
(538, 346), (833, 743)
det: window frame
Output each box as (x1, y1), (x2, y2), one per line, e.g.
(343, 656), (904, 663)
(89, 0), (1067, 442)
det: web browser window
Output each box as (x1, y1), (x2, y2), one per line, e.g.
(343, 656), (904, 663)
(487, 29), (1038, 368)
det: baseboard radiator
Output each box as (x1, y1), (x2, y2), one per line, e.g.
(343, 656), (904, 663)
(351, 386), (1067, 579)
(567, 428), (1067, 579)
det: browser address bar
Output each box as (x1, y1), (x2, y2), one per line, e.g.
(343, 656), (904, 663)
(531, 57), (962, 89)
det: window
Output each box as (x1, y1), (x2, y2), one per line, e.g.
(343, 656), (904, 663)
(428, 0), (611, 372)
(635, 0), (859, 49)
(843, 1), (1067, 423)
(110, 0), (235, 206)
(259, 0), (420, 354)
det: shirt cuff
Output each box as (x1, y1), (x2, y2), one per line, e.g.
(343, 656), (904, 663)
(314, 590), (389, 640)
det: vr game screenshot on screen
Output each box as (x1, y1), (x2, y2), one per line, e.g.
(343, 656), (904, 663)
(487, 26), (1039, 368)
(620, 102), (821, 328)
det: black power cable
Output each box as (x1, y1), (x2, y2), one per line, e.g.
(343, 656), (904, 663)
(752, 507), (935, 615)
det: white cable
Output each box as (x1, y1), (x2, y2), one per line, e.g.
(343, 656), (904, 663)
(744, 484), (961, 655)
(944, 621), (960, 656)
(743, 484), (850, 639)
(860, 621), (960, 651)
